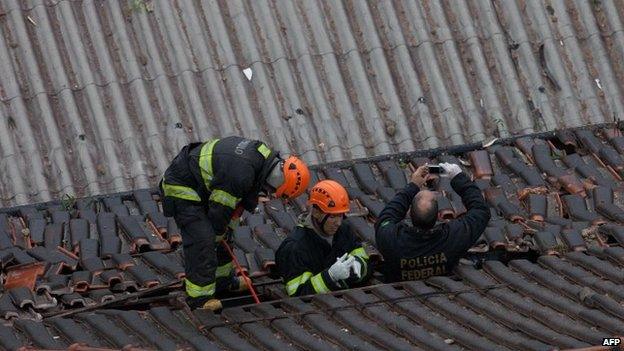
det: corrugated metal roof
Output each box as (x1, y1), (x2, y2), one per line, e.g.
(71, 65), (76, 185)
(0, 0), (623, 206)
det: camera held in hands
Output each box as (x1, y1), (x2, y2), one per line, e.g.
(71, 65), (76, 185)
(427, 164), (444, 174)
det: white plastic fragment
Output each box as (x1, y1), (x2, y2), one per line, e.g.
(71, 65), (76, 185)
(595, 78), (603, 90)
(243, 67), (253, 81)
(482, 137), (499, 148)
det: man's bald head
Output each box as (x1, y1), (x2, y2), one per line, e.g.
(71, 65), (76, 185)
(410, 190), (438, 230)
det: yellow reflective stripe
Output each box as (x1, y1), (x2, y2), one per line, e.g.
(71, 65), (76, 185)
(209, 190), (240, 209)
(286, 271), (313, 296)
(215, 234), (226, 242)
(350, 247), (368, 280)
(162, 183), (201, 202)
(257, 143), (271, 159)
(199, 139), (219, 190)
(310, 273), (330, 294)
(185, 278), (215, 298)
(350, 247), (369, 260)
(216, 262), (233, 278)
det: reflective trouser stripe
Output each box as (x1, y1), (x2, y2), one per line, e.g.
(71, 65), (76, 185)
(286, 271), (313, 296)
(185, 278), (216, 298)
(216, 262), (233, 278)
(161, 183), (201, 202)
(257, 143), (271, 159)
(310, 273), (330, 294)
(209, 189), (240, 209)
(199, 139), (219, 190)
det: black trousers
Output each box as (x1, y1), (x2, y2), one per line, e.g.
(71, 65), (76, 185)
(163, 197), (234, 298)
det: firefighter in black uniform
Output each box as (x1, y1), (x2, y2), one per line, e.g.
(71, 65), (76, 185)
(375, 163), (490, 282)
(276, 180), (371, 296)
(160, 136), (310, 308)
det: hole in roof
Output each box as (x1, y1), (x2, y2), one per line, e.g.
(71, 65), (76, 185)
(169, 241), (181, 251)
(124, 285), (138, 293)
(137, 243), (152, 253)
(548, 136), (576, 155)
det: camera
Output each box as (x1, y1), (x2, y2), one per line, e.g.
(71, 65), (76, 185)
(427, 164), (444, 174)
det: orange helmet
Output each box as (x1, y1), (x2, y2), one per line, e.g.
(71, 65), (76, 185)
(274, 156), (310, 199)
(307, 180), (350, 214)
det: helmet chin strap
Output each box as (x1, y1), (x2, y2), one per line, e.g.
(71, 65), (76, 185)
(311, 212), (332, 236)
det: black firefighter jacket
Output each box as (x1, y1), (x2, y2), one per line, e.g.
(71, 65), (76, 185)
(276, 218), (371, 296)
(162, 136), (277, 235)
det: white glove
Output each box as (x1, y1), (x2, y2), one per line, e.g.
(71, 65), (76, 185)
(439, 162), (462, 179)
(328, 253), (355, 282)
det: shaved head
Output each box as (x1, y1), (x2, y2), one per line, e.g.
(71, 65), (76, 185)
(410, 190), (438, 230)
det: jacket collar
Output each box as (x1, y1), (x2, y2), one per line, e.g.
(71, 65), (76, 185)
(406, 223), (442, 239)
(300, 213), (334, 246)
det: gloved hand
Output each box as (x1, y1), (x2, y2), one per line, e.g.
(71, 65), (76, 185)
(440, 162), (462, 179)
(226, 205), (244, 233)
(231, 205), (244, 221)
(328, 253), (355, 282)
(227, 217), (241, 232)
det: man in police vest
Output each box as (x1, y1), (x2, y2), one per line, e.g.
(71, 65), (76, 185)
(276, 180), (371, 296)
(161, 136), (310, 309)
(375, 163), (490, 282)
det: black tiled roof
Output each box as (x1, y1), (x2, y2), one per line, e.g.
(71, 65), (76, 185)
(5, 249), (623, 350)
(2, 125), (624, 349)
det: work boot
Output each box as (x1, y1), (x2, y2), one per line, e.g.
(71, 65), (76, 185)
(229, 275), (252, 293)
(186, 296), (222, 311)
(200, 299), (223, 311)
